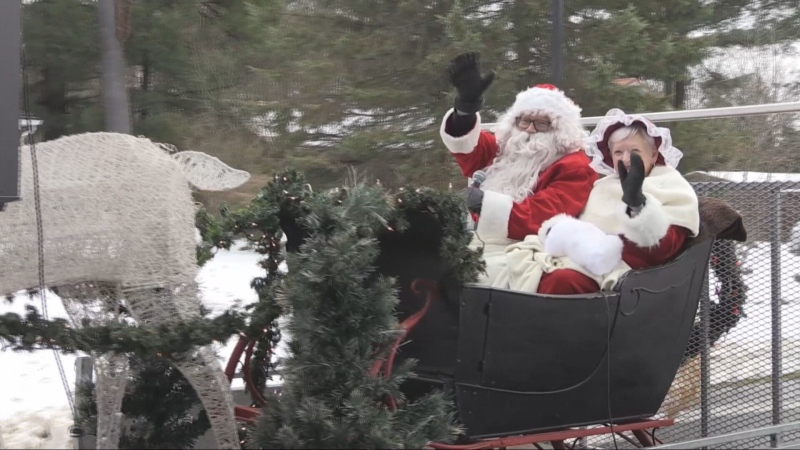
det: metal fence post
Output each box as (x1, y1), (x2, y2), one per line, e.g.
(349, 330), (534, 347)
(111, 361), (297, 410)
(0, 0), (22, 206)
(700, 266), (711, 443)
(771, 191), (784, 448)
(75, 356), (95, 450)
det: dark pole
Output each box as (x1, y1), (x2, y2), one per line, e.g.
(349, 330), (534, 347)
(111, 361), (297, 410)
(551, 0), (564, 88)
(99, 0), (132, 134)
(0, 0), (22, 208)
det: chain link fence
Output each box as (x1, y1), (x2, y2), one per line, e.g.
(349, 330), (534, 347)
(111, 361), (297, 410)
(566, 161), (800, 448)
(653, 178), (800, 449)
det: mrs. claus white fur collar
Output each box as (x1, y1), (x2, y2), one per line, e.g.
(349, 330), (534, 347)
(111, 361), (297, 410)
(540, 165), (699, 278)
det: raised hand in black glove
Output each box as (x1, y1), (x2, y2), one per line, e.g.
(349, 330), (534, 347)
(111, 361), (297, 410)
(446, 51), (496, 114)
(618, 152), (647, 214)
(461, 186), (484, 215)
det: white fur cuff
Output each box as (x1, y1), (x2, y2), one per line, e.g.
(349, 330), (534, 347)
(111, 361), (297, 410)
(618, 192), (671, 247)
(541, 213), (623, 277)
(476, 190), (513, 240)
(538, 213), (571, 245)
(440, 108), (481, 154)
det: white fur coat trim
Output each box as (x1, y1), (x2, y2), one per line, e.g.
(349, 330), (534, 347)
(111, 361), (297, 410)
(539, 213), (624, 277)
(579, 165), (700, 246)
(440, 108), (482, 154)
(472, 219), (630, 293)
(617, 193), (671, 247)
(506, 86), (582, 124)
(476, 190), (513, 240)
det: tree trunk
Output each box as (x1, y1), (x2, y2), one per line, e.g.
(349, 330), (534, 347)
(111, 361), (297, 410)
(99, 0), (131, 133)
(513, 1), (535, 90)
(674, 80), (686, 109)
(140, 52), (150, 120)
(39, 67), (69, 141)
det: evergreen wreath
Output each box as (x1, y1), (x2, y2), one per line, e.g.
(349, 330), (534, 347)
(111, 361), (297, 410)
(682, 239), (748, 363)
(247, 172), (473, 448)
(217, 168), (315, 406)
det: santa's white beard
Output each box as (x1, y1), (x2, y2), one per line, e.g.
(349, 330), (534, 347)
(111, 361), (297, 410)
(482, 129), (564, 202)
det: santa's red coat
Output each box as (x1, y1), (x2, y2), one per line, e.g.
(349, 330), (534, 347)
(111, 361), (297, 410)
(441, 110), (598, 241)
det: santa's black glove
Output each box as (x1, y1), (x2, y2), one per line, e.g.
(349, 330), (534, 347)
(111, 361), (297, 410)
(461, 186), (484, 215)
(618, 152), (647, 214)
(446, 51), (496, 114)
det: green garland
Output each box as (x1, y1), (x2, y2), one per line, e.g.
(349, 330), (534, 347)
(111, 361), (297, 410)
(216, 169), (315, 404)
(271, 176), (485, 288)
(390, 185), (485, 286)
(0, 304), (246, 357)
(196, 205), (235, 267)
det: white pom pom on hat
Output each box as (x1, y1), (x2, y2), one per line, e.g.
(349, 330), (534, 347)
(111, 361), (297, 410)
(504, 83), (583, 122)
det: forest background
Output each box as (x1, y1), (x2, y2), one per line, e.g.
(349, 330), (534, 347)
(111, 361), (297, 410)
(21, 0), (800, 210)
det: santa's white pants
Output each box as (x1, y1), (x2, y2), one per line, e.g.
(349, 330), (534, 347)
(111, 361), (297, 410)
(470, 234), (515, 286)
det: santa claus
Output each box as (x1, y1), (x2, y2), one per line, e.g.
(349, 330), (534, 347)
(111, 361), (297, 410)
(440, 51), (598, 285)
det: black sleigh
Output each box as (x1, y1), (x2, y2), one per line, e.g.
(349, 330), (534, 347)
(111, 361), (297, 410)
(371, 196), (747, 446)
(278, 193), (746, 447)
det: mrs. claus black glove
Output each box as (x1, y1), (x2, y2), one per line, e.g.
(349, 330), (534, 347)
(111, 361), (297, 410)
(446, 51), (496, 114)
(618, 152), (647, 211)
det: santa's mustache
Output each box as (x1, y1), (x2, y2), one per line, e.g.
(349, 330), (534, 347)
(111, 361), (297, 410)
(504, 129), (556, 155)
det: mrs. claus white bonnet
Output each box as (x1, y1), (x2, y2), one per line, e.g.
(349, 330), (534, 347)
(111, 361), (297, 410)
(585, 108), (685, 175)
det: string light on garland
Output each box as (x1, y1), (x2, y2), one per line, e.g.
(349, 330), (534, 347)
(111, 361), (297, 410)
(212, 168), (315, 408)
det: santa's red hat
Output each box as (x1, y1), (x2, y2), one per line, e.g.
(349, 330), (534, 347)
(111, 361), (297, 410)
(492, 83), (587, 153)
(503, 84), (582, 123)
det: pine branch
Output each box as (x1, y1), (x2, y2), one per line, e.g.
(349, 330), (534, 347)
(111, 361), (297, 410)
(0, 306), (246, 357)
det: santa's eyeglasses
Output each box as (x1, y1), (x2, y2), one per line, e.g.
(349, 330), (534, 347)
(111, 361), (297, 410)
(515, 117), (552, 132)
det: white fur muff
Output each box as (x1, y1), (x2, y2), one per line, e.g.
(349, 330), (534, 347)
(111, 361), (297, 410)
(539, 213), (624, 277)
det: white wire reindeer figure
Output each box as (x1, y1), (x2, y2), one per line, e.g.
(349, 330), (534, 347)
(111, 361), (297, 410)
(0, 132), (249, 450)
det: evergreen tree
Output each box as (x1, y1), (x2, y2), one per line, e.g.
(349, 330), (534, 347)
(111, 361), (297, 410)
(21, 0), (102, 140)
(21, 0), (799, 186)
(21, 0), (281, 170)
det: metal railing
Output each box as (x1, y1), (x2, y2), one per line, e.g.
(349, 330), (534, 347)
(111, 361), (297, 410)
(481, 101), (800, 129)
(652, 421), (800, 449)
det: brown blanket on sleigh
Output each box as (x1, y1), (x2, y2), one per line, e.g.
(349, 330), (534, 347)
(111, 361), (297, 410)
(685, 196), (748, 247)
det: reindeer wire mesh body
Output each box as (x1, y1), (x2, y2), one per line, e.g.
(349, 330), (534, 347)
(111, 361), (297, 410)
(0, 132), (248, 449)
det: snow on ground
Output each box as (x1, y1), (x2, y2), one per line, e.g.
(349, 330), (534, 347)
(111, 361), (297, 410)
(707, 241), (800, 385)
(2, 238), (800, 447)
(704, 171), (800, 183)
(195, 239), (290, 391)
(0, 239), (288, 449)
